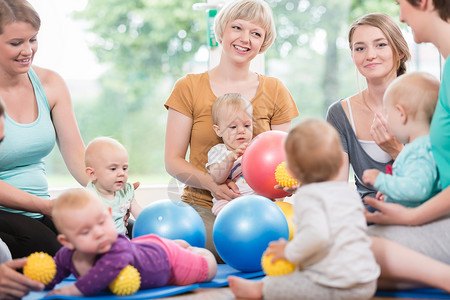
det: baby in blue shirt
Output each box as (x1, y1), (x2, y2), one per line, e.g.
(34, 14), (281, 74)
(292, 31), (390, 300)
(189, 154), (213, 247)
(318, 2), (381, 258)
(363, 72), (441, 207)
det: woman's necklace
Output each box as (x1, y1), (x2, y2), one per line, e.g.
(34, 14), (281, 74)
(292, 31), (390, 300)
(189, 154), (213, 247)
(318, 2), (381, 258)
(360, 91), (381, 116)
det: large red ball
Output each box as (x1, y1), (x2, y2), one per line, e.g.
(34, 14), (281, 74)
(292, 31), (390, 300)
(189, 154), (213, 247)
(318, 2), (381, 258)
(242, 130), (289, 199)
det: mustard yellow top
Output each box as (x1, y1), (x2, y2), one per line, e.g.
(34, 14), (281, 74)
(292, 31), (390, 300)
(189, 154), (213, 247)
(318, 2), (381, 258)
(165, 72), (299, 208)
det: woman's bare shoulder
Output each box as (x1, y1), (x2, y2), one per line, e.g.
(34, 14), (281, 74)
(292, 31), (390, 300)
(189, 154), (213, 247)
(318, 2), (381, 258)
(31, 66), (65, 86)
(31, 66), (69, 107)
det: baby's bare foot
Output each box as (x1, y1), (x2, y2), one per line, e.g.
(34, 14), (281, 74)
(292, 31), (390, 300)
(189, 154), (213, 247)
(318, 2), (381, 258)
(228, 276), (263, 299)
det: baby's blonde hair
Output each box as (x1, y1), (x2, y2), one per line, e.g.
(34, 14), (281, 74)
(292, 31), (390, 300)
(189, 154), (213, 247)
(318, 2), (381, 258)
(212, 93), (252, 125)
(384, 72), (440, 124)
(285, 119), (343, 185)
(52, 188), (104, 233)
(214, 0), (276, 53)
(85, 137), (127, 167)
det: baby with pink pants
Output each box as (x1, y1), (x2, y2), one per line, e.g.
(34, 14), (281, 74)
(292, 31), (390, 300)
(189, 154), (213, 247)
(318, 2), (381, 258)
(133, 234), (216, 285)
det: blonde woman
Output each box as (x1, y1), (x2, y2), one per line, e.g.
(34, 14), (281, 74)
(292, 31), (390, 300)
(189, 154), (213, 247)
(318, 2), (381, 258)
(164, 0), (299, 261)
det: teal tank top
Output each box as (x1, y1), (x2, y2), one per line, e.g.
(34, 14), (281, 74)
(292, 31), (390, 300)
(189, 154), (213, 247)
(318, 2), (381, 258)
(0, 68), (56, 218)
(430, 59), (450, 189)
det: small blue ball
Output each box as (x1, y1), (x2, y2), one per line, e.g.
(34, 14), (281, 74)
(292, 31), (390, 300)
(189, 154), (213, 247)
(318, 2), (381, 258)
(213, 195), (289, 272)
(132, 199), (206, 248)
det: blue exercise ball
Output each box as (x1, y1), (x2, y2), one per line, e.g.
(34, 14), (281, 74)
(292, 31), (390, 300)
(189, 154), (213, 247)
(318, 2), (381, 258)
(132, 199), (206, 248)
(213, 195), (289, 272)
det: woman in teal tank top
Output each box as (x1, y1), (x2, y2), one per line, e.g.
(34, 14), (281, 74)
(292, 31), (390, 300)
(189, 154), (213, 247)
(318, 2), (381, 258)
(0, 0), (88, 260)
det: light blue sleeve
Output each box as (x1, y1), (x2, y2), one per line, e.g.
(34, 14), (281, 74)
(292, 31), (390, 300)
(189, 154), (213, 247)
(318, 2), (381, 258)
(374, 145), (439, 207)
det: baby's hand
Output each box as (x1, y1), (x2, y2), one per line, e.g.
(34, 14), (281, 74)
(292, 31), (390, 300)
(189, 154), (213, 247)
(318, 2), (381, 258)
(376, 191), (385, 202)
(274, 183), (300, 195)
(362, 169), (380, 186)
(233, 143), (248, 159)
(46, 284), (83, 297)
(265, 238), (288, 262)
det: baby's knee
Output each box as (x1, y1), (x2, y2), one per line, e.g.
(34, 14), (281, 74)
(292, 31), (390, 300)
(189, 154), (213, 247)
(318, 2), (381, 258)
(198, 248), (218, 281)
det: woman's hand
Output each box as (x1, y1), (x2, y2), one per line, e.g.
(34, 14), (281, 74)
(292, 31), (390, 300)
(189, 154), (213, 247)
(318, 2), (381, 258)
(211, 180), (240, 201)
(364, 196), (413, 225)
(370, 113), (403, 159)
(0, 258), (44, 300)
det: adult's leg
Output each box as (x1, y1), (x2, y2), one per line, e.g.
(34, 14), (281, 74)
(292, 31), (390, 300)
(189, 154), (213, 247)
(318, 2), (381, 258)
(39, 215), (58, 234)
(262, 272), (376, 300)
(190, 203), (224, 263)
(0, 211), (61, 258)
(229, 272), (376, 300)
(368, 215), (450, 264)
(371, 236), (450, 292)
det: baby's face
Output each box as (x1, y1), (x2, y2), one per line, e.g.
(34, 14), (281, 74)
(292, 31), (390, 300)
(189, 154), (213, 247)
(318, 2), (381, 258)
(92, 147), (129, 194)
(58, 199), (118, 255)
(217, 110), (253, 151)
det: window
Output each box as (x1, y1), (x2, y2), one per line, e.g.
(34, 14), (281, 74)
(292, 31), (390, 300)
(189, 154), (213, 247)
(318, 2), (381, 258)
(30, 0), (442, 189)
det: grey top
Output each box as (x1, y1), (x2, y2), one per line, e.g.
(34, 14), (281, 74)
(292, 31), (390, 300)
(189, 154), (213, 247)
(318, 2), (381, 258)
(326, 100), (393, 206)
(0, 238), (11, 263)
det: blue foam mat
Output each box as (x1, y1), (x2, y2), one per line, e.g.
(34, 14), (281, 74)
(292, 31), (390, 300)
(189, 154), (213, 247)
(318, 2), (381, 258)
(375, 288), (450, 299)
(24, 282), (199, 300)
(24, 264), (265, 299)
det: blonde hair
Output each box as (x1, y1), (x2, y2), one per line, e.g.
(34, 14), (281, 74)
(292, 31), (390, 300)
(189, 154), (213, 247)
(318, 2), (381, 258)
(385, 72), (440, 124)
(52, 188), (103, 233)
(214, 0), (276, 53)
(349, 13), (410, 76)
(285, 119), (343, 185)
(85, 137), (127, 167)
(0, 0), (40, 34)
(212, 93), (252, 125)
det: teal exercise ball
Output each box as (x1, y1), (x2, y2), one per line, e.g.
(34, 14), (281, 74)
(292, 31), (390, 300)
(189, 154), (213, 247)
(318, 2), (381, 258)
(132, 199), (206, 248)
(213, 195), (289, 272)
